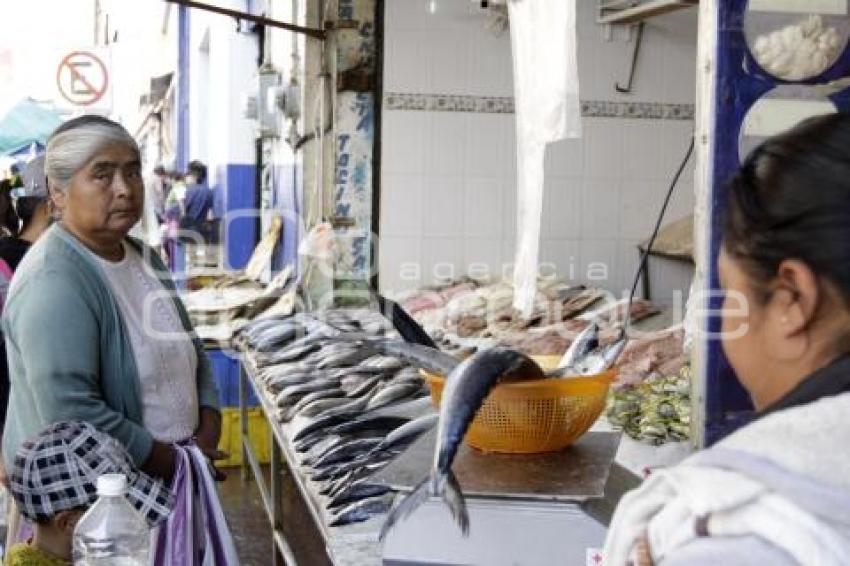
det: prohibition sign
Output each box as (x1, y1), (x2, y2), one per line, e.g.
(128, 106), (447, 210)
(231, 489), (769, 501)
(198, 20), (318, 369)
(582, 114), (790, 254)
(56, 51), (109, 106)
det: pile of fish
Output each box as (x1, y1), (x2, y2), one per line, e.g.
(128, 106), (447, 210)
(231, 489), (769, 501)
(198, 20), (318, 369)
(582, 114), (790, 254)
(396, 277), (659, 343)
(235, 309), (444, 526)
(606, 364), (692, 445)
(236, 306), (628, 534)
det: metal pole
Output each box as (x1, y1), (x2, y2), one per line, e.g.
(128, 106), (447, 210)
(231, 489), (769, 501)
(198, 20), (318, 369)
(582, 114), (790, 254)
(165, 0), (326, 40)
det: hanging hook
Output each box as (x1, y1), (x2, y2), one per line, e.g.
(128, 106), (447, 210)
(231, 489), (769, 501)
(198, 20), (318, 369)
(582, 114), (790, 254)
(615, 22), (644, 94)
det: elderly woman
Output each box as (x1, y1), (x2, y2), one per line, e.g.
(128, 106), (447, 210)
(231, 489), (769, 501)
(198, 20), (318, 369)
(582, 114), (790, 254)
(1, 116), (228, 550)
(604, 114), (850, 565)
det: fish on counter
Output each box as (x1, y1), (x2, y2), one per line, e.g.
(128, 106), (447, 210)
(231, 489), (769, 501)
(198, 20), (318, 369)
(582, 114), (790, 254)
(367, 413), (438, 456)
(365, 382), (426, 411)
(327, 495), (394, 527)
(311, 438), (385, 470)
(380, 347), (545, 539)
(327, 482), (392, 510)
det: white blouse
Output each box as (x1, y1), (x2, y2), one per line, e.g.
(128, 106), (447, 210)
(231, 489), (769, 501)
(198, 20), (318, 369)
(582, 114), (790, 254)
(95, 243), (199, 443)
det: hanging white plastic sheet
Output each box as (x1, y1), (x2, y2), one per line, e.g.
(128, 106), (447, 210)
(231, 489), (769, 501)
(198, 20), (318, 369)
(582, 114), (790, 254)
(508, 0), (582, 317)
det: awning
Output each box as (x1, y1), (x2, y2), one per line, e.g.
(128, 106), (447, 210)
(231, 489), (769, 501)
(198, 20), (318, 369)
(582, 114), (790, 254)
(0, 99), (62, 155)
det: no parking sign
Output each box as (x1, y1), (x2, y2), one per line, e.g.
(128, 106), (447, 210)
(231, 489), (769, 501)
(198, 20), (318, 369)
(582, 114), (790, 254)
(54, 49), (112, 112)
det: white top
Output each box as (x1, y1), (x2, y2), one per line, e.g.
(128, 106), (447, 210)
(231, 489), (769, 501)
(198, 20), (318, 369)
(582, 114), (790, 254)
(95, 243), (199, 443)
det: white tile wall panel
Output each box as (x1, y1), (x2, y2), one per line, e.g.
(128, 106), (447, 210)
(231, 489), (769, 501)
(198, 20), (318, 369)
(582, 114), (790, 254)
(427, 113), (468, 175)
(379, 0), (699, 295)
(546, 138), (585, 177)
(465, 114), (509, 176)
(424, 174), (465, 238)
(464, 176), (505, 238)
(545, 176), (583, 240)
(382, 111), (429, 174)
(379, 236), (423, 291)
(581, 179), (621, 240)
(380, 174), (425, 237)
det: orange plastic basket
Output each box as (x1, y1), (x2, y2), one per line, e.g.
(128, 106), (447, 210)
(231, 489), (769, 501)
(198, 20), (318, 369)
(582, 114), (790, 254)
(423, 356), (614, 454)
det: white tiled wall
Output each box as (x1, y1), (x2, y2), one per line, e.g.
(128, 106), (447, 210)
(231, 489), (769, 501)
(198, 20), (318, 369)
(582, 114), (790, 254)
(379, 0), (697, 304)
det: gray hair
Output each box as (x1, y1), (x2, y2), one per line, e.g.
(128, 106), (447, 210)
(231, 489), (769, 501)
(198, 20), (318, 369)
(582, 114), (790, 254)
(45, 115), (140, 192)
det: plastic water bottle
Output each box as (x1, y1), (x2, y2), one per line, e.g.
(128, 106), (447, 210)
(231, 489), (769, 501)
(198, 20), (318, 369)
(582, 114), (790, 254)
(72, 474), (151, 566)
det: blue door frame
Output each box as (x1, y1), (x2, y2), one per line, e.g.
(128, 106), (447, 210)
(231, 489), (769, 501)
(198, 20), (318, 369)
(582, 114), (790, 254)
(703, 1), (850, 444)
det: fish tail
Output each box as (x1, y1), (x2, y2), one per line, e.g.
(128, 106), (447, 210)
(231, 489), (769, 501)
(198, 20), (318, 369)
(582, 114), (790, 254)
(379, 476), (431, 541)
(442, 469), (469, 536)
(378, 470), (469, 540)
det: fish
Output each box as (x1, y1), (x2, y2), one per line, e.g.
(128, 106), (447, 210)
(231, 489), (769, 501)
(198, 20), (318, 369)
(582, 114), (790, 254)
(379, 347), (544, 539)
(274, 378), (340, 407)
(366, 340), (460, 376)
(360, 355), (405, 371)
(258, 341), (322, 365)
(311, 438), (384, 469)
(265, 371), (328, 393)
(284, 388), (347, 421)
(345, 375), (382, 399)
(329, 365), (393, 379)
(339, 373), (377, 391)
(315, 347), (375, 370)
(294, 431), (331, 453)
(327, 495), (393, 527)
(325, 416), (410, 437)
(327, 482), (392, 510)
(325, 460), (392, 499)
(365, 382), (425, 411)
(369, 413), (438, 455)
(312, 453), (396, 483)
(252, 325), (304, 352)
(574, 337), (628, 376)
(295, 397), (354, 419)
(299, 435), (344, 466)
(548, 322), (600, 378)
(291, 396), (373, 442)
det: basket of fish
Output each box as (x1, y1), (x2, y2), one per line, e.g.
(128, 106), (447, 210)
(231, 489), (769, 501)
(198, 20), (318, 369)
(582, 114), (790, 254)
(423, 356), (614, 454)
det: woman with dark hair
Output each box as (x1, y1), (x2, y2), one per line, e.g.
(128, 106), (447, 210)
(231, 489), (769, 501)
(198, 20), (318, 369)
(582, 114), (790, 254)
(0, 155), (52, 458)
(0, 179), (20, 238)
(604, 113), (850, 565)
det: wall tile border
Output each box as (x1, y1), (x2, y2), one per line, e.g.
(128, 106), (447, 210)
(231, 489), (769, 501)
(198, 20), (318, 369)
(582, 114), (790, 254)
(384, 92), (694, 120)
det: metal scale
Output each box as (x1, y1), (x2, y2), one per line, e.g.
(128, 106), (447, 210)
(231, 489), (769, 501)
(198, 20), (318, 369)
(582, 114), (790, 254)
(377, 430), (624, 566)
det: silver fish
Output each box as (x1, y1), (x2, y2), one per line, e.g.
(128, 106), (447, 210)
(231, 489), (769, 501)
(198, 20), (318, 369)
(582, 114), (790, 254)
(260, 342), (321, 365)
(274, 378), (340, 407)
(366, 382), (424, 411)
(312, 438), (384, 469)
(299, 435), (344, 466)
(370, 413), (438, 454)
(574, 337), (627, 376)
(339, 373), (377, 390)
(366, 340), (460, 375)
(284, 388), (346, 421)
(549, 322), (599, 377)
(315, 348), (375, 370)
(265, 371), (324, 393)
(327, 482), (392, 510)
(379, 347), (544, 539)
(296, 397), (354, 419)
(291, 396), (373, 442)
(361, 355), (405, 370)
(346, 375), (382, 399)
(328, 496), (393, 526)
(325, 416), (410, 438)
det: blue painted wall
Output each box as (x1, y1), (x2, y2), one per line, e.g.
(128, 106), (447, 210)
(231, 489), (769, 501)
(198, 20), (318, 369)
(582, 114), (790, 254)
(176, 6), (190, 171)
(271, 164), (300, 272)
(221, 164), (257, 270)
(705, 1), (850, 444)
